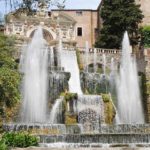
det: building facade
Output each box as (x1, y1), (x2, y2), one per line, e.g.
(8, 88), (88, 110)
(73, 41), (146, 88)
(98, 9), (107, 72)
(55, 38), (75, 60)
(135, 0), (150, 26)
(52, 9), (99, 48)
(5, 6), (101, 48)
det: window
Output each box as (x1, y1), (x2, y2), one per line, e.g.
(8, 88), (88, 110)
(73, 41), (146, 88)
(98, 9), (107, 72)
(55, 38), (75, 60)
(76, 11), (83, 16)
(95, 28), (99, 39)
(77, 27), (82, 36)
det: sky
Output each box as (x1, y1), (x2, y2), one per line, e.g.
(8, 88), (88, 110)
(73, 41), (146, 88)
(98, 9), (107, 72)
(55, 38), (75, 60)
(64, 0), (101, 9)
(0, 0), (101, 16)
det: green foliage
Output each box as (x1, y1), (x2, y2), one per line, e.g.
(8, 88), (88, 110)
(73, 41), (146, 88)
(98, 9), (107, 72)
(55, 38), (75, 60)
(102, 94), (110, 103)
(64, 93), (78, 101)
(2, 132), (38, 148)
(0, 67), (21, 107)
(0, 139), (8, 150)
(61, 93), (78, 124)
(140, 26), (150, 48)
(0, 34), (16, 56)
(6, 0), (66, 16)
(0, 34), (20, 108)
(95, 0), (143, 49)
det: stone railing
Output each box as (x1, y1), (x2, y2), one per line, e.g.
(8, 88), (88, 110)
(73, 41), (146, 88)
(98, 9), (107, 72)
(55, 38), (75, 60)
(78, 47), (120, 54)
(14, 47), (120, 59)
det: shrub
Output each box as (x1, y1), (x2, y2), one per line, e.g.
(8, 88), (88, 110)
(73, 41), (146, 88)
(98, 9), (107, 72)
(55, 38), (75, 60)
(2, 132), (38, 148)
(0, 139), (8, 150)
(102, 94), (110, 103)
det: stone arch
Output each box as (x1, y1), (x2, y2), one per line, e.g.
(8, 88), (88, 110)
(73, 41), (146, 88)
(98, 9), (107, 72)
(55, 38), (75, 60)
(26, 26), (56, 42)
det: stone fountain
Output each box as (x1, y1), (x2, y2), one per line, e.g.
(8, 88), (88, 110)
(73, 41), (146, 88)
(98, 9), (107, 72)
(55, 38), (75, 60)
(3, 29), (150, 149)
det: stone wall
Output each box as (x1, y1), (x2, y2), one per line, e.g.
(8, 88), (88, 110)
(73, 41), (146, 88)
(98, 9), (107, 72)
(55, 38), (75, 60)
(144, 48), (150, 123)
(52, 10), (99, 48)
(135, 0), (150, 26)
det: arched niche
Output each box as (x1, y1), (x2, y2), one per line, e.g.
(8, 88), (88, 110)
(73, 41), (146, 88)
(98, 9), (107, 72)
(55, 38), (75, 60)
(30, 29), (53, 43)
(26, 26), (56, 43)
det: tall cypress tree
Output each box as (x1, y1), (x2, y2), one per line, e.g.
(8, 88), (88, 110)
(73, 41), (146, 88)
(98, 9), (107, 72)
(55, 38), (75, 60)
(95, 0), (144, 49)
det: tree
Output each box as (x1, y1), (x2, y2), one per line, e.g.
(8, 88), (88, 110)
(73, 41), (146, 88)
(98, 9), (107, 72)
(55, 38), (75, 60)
(0, 67), (20, 107)
(95, 0), (144, 49)
(3, 0), (66, 15)
(0, 34), (20, 109)
(140, 26), (150, 48)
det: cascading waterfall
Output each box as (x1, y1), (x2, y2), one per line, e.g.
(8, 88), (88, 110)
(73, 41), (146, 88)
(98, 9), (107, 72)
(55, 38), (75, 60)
(58, 42), (105, 130)
(49, 97), (63, 124)
(102, 54), (106, 75)
(4, 26), (149, 148)
(116, 32), (144, 124)
(77, 95), (104, 132)
(109, 58), (121, 124)
(109, 57), (116, 94)
(20, 27), (48, 123)
(60, 49), (83, 95)
(110, 58), (115, 75)
(93, 48), (97, 73)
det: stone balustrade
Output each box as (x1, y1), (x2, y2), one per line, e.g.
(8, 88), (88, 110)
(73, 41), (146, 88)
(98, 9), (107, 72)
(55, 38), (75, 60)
(77, 47), (121, 54)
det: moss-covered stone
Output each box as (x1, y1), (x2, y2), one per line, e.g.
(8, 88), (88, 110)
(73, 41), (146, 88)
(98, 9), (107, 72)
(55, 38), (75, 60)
(146, 82), (150, 95)
(102, 94), (110, 103)
(64, 93), (78, 101)
(65, 115), (77, 125)
(61, 92), (78, 124)
(104, 101), (115, 124)
(102, 94), (115, 124)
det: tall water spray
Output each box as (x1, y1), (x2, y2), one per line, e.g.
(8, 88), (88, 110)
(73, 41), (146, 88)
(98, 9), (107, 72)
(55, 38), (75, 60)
(57, 37), (62, 69)
(20, 27), (48, 123)
(109, 58), (115, 88)
(49, 97), (63, 124)
(117, 32), (144, 124)
(102, 54), (106, 75)
(50, 46), (54, 71)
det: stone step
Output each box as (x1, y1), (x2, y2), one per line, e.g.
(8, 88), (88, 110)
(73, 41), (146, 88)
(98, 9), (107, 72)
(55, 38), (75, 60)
(39, 134), (150, 144)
